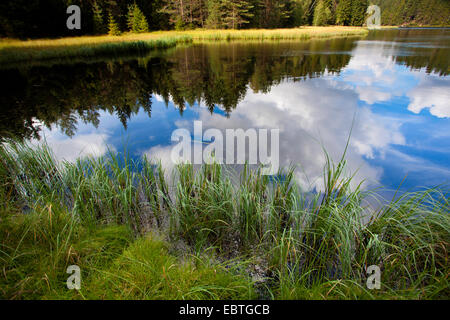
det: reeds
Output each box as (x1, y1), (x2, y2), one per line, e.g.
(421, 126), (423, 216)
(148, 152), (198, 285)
(0, 139), (448, 299)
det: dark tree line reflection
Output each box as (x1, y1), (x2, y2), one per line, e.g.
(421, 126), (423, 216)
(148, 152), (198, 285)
(0, 39), (355, 140)
(367, 28), (449, 76)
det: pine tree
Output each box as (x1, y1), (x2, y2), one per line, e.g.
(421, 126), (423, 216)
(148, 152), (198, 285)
(222, 0), (254, 29)
(313, 0), (332, 26)
(92, 1), (106, 34)
(127, 3), (149, 33)
(108, 13), (121, 36)
(291, 0), (305, 26)
(336, 0), (352, 26)
(206, 0), (225, 29)
(289, 0), (315, 26)
(127, 3), (135, 31)
(137, 13), (150, 33)
(276, 0), (295, 27)
(159, 0), (207, 29)
(325, 0), (337, 25)
(350, 0), (367, 26)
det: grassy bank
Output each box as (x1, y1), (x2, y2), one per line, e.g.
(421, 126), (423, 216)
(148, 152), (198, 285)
(0, 140), (448, 300)
(0, 27), (369, 65)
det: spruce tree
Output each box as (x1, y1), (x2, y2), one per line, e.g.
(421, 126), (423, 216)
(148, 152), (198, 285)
(108, 13), (121, 36)
(127, 4), (135, 31)
(137, 13), (150, 33)
(127, 3), (149, 33)
(206, 0), (225, 29)
(222, 0), (254, 29)
(350, 0), (368, 26)
(291, 0), (305, 26)
(336, 0), (352, 25)
(92, 1), (105, 34)
(325, 0), (337, 25)
(313, 0), (332, 26)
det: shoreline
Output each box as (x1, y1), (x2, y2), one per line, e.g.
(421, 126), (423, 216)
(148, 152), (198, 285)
(0, 27), (369, 64)
(0, 140), (448, 300)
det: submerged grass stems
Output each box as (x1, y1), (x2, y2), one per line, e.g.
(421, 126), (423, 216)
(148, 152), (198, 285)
(0, 27), (368, 65)
(0, 139), (448, 299)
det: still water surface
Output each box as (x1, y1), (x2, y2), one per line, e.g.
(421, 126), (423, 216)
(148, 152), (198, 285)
(1, 29), (449, 193)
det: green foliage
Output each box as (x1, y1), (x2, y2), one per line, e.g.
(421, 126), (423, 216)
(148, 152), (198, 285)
(313, 0), (332, 26)
(159, 0), (208, 29)
(257, 0), (295, 28)
(206, 0), (225, 29)
(336, 0), (367, 27)
(127, 3), (150, 33)
(222, 0), (255, 29)
(375, 0), (450, 26)
(0, 206), (132, 299)
(336, 0), (352, 25)
(92, 1), (106, 34)
(1, 0), (450, 39)
(1, 139), (448, 299)
(85, 234), (255, 299)
(290, 0), (308, 26)
(108, 13), (121, 36)
(350, 0), (367, 26)
(0, 208), (253, 299)
(174, 17), (186, 31)
(174, 163), (235, 249)
(0, 140), (448, 299)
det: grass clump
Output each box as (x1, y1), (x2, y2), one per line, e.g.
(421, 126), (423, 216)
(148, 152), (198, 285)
(0, 207), (254, 299)
(237, 165), (269, 246)
(172, 163), (235, 250)
(84, 234), (254, 299)
(0, 139), (448, 300)
(0, 206), (132, 299)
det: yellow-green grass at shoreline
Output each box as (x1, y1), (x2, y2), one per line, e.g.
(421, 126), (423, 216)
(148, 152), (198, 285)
(0, 27), (369, 64)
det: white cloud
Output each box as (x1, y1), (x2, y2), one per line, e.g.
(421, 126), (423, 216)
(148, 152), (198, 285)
(407, 74), (450, 118)
(145, 79), (406, 191)
(30, 112), (118, 162)
(34, 132), (111, 162)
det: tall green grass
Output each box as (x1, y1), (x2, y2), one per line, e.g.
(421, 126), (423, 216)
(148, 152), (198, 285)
(0, 139), (448, 299)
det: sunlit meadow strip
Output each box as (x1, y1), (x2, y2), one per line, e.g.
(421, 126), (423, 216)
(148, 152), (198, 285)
(0, 27), (369, 65)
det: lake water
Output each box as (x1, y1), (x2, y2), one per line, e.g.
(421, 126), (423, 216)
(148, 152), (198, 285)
(1, 28), (449, 193)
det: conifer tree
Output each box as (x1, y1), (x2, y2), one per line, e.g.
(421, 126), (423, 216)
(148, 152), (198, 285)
(206, 0), (225, 29)
(108, 13), (121, 36)
(127, 3), (150, 33)
(313, 0), (332, 26)
(336, 0), (352, 25)
(350, 0), (367, 26)
(222, 0), (254, 29)
(92, 1), (106, 34)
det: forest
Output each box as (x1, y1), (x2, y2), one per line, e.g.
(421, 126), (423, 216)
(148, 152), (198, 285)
(1, 0), (449, 39)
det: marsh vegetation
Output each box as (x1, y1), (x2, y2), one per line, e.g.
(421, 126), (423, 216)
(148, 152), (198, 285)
(0, 140), (448, 299)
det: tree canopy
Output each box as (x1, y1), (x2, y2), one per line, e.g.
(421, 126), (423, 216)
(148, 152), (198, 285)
(0, 0), (448, 38)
